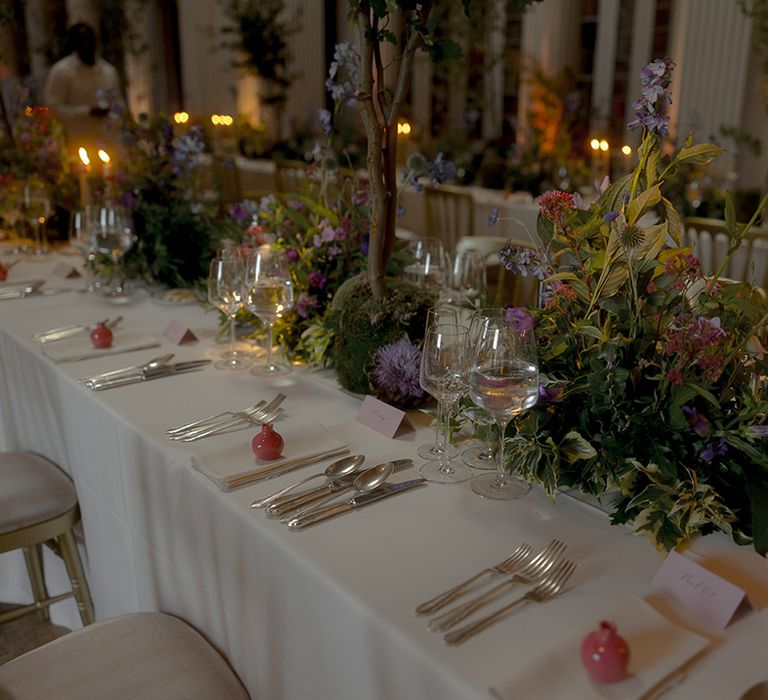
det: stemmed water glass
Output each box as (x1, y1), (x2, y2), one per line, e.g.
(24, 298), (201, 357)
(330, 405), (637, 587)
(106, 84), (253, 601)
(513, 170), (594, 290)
(468, 316), (539, 499)
(404, 237), (450, 295)
(417, 306), (460, 460)
(419, 322), (472, 484)
(91, 206), (136, 297)
(447, 249), (486, 305)
(69, 206), (99, 292)
(208, 255), (253, 371)
(244, 245), (295, 376)
(20, 184), (51, 257)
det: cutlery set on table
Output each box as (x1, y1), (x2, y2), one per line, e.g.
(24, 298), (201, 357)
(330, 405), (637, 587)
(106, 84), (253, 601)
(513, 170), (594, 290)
(416, 539), (576, 645)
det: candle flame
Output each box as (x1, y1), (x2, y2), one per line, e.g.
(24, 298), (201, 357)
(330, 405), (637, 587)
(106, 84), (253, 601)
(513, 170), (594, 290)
(78, 147), (90, 166)
(97, 149), (110, 164)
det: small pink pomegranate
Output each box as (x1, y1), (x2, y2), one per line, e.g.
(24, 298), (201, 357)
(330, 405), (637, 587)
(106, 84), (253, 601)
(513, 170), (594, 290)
(251, 423), (284, 460)
(580, 620), (630, 683)
(90, 321), (113, 349)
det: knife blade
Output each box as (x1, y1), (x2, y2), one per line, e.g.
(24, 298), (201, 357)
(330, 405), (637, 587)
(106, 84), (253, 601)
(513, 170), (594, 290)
(53, 341), (162, 364)
(265, 458), (413, 519)
(0, 280), (45, 299)
(89, 360), (211, 390)
(35, 316), (124, 344)
(286, 478), (427, 529)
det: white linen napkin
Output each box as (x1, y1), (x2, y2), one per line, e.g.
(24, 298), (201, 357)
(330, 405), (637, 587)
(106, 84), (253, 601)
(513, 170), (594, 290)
(40, 331), (161, 364)
(489, 596), (709, 700)
(191, 422), (348, 491)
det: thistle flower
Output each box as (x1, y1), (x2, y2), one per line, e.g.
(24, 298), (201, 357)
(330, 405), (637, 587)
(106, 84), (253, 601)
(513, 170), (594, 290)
(370, 339), (424, 405)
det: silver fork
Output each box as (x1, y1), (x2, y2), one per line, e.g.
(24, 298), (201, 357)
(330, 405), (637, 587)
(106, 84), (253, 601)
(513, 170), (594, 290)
(428, 539), (567, 632)
(175, 393), (286, 442)
(168, 397), (282, 440)
(415, 543), (534, 616)
(444, 559), (576, 646)
(166, 400), (265, 435)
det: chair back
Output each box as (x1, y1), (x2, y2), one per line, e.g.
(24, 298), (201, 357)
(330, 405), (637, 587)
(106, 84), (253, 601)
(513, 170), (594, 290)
(682, 217), (768, 290)
(425, 185), (475, 254)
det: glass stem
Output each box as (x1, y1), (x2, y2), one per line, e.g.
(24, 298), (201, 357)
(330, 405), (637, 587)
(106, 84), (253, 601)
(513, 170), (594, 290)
(495, 417), (510, 484)
(437, 399), (453, 473)
(229, 315), (237, 356)
(265, 321), (274, 368)
(433, 401), (444, 450)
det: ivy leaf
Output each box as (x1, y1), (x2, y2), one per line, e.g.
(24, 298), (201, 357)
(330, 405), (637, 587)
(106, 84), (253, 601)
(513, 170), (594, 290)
(379, 28), (397, 44)
(746, 481), (768, 556)
(560, 431), (597, 463)
(370, 0), (388, 17)
(427, 37), (463, 63)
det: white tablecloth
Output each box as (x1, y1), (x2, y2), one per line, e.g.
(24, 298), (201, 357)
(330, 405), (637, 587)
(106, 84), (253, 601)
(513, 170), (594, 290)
(1, 253), (768, 699)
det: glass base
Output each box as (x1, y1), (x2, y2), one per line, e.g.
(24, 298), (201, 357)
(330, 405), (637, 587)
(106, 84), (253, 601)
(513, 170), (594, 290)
(213, 356), (253, 371)
(470, 472), (530, 500)
(250, 361), (292, 376)
(461, 444), (497, 470)
(419, 459), (472, 484)
(417, 441), (458, 460)
(219, 347), (254, 360)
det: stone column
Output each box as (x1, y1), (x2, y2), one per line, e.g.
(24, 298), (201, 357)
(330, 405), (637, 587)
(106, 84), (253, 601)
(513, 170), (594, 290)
(590, 0), (621, 134)
(482, 0), (506, 140)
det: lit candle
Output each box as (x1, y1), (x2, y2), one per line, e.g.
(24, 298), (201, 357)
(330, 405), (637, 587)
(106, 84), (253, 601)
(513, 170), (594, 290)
(97, 149), (111, 201)
(78, 147), (91, 209)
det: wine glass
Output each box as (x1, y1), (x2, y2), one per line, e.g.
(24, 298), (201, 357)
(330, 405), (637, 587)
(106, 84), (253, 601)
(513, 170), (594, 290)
(20, 184), (51, 257)
(208, 255), (253, 371)
(419, 323), (472, 484)
(69, 206), (100, 292)
(403, 237), (449, 295)
(468, 316), (538, 499)
(91, 206), (136, 297)
(461, 308), (507, 470)
(447, 249), (486, 305)
(417, 306), (460, 460)
(244, 245), (295, 376)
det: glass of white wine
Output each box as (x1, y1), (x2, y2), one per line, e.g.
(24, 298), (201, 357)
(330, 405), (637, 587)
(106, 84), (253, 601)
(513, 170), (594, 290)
(244, 245), (294, 376)
(468, 316), (538, 499)
(20, 184), (51, 257)
(208, 255), (253, 371)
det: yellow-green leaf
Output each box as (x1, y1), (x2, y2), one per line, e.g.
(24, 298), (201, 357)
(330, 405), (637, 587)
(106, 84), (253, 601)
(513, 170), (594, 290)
(627, 185), (661, 224)
(600, 266), (629, 297)
(662, 197), (682, 244)
(676, 143), (723, 166)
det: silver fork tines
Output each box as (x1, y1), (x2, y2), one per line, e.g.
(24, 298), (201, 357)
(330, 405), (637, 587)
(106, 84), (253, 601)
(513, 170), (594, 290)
(166, 400), (266, 435)
(444, 559), (577, 646)
(415, 543), (534, 616)
(428, 539), (567, 632)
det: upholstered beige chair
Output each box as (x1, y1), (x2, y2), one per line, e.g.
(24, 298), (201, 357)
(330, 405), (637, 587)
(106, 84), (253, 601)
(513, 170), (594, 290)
(682, 217), (768, 290)
(0, 612), (250, 699)
(425, 184), (475, 254)
(0, 452), (94, 627)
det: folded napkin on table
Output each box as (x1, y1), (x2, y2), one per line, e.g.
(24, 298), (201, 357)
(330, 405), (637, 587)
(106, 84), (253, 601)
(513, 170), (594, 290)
(41, 331), (160, 364)
(489, 596), (709, 700)
(191, 422), (348, 491)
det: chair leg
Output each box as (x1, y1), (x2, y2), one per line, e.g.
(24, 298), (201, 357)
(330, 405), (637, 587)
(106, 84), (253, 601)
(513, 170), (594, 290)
(22, 544), (50, 622)
(58, 529), (95, 626)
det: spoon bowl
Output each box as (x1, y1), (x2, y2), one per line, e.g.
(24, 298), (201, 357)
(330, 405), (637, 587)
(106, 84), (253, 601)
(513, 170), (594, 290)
(251, 454), (365, 509)
(352, 462), (394, 493)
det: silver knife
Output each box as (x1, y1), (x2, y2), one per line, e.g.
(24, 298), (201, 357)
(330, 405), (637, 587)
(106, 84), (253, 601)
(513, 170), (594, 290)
(35, 316), (123, 344)
(287, 478), (427, 529)
(0, 280), (45, 299)
(266, 458), (413, 519)
(89, 360), (211, 390)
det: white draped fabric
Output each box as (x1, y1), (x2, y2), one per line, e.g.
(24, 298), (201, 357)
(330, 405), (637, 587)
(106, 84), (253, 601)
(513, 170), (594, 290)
(1, 254), (767, 699)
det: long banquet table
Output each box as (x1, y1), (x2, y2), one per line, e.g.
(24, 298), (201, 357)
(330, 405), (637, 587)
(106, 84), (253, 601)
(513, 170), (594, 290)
(2, 251), (768, 699)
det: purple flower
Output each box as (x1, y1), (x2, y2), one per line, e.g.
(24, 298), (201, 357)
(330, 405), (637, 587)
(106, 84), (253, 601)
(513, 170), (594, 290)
(360, 233), (369, 255)
(285, 248), (300, 263)
(603, 210), (619, 223)
(504, 306), (535, 332)
(700, 437), (728, 462)
(538, 385), (563, 403)
(425, 152), (456, 185)
(308, 271), (327, 289)
(396, 206), (406, 218)
(627, 57), (675, 135)
(500, 242), (553, 281)
(371, 339), (424, 403)
(296, 293), (319, 319)
(229, 203), (251, 222)
(326, 42), (359, 105)
(746, 425), (768, 438)
(318, 108), (332, 135)
(487, 207), (500, 228)
(682, 406), (711, 437)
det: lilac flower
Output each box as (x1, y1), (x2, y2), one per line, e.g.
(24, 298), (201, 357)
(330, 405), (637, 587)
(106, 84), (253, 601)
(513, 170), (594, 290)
(328, 245), (342, 257)
(308, 271), (327, 289)
(504, 306), (535, 332)
(500, 242), (553, 281)
(745, 425), (768, 438)
(700, 438), (728, 462)
(318, 108), (332, 135)
(326, 42), (360, 105)
(682, 406), (711, 437)
(371, 339), (424, 404)
(285, 248), (300, 263)
(487, 207), (500, 228)
(627, 58), (675, 136)
(296, 293), (319, 319)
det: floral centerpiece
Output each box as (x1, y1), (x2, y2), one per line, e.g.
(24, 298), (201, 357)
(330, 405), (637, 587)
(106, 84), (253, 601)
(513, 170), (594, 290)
(494, 58), (768, 554)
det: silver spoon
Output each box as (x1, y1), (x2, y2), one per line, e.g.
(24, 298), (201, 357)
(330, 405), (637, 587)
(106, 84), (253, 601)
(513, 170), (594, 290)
(281, 461), (394, 523)
(251, 454), (365, 509)
(82, 353), (175, 386)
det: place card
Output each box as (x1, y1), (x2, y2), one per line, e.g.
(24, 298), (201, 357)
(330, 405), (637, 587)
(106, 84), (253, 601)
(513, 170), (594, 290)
(163, 320), (198, 345)
(53, 262), (81, 278)
(355, 395), (413, 438)
(651, 551), (753, 629)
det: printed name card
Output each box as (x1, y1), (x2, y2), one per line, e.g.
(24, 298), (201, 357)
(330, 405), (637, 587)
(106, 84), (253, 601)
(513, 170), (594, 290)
(355, 395), (413, 438)
(163, 320), (198, 345)
(651, 551), (753, 629)
(53, 262), (81, 278)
